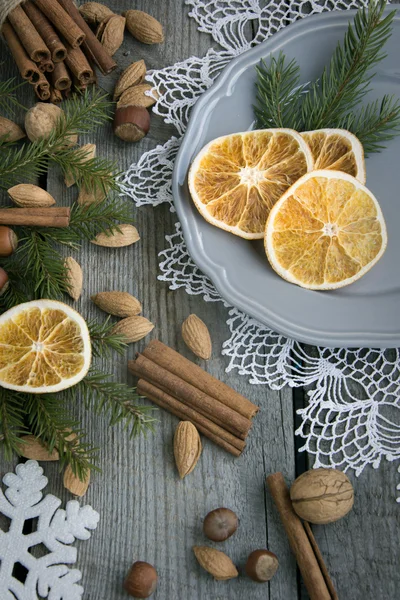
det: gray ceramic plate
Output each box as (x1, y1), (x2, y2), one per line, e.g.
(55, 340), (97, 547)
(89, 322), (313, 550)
(172, 8), (400, 348)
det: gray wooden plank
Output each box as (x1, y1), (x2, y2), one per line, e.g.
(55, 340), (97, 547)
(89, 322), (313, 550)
(40, 1), (299, 599)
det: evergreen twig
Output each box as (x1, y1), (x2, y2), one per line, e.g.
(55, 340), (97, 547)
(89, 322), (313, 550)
(0, 78), (26, 114)
(88, 316), (128, 358)
(0, 389), (27, 458)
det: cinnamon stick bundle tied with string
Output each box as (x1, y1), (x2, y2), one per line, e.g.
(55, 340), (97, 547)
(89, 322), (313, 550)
(8, 5), (50, 63)
(23, 1), (67, 63)
(129, 340), (259, 455)
(2, 21), (41, 82)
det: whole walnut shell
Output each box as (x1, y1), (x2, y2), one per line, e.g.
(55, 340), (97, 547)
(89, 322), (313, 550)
(25, 103), (77, 145)
(290, 468), (354, 524)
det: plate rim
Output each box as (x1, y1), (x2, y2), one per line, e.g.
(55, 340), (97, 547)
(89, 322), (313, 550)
(172, 7), (400, 348)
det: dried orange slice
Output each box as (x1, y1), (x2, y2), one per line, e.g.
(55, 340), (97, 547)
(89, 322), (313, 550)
(0, 300), (91, 393)
(301, 129), (366, 183)
(265, 170), (387, 290)
(188, 129), (314, 239)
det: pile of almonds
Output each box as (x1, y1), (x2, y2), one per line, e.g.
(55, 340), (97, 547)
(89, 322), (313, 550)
(79, 3), (164, 143)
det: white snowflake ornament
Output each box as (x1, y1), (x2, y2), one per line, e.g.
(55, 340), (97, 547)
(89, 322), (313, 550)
(0, 460), (99, 600)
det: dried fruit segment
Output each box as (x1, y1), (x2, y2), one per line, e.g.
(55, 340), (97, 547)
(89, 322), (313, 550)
(301, 129), (365, 183)
(189, 129), (313, 239)
(0, 300), (91, 393)
(265, 170), (387, 290)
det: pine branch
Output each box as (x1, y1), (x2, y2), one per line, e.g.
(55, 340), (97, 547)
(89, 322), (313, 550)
(0, 78), (26, 113)
(75, 371), (157, 436)
(88, 316), (127, 358)
(0, 389), (27, 458)
(68, 198), (134, 240)
(58, 146), (120, 195)
(24, 393), (98, 479)
(254, 53), (307, 130)
(0, 89), (115, 189)
(15, 229), (69, 299)
(301, 0), (396, 130)
(339, 94), (400, 155)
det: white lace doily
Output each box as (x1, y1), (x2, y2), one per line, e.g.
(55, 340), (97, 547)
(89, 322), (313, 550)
(120, 0), (400, 500)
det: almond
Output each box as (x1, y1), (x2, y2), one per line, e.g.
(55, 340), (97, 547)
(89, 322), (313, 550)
(182, 314), (212, 360)
(91, 291), (142, 317)
(8, 184), (56, 208)
(65, 256), (83, 301)
(0, 116), (25, 141)
(18, 435), (59, 461)
(91, 224), (140, 247)
(193, 546), (238, 580)
(124, 10), (164, 44)
(117, 84), (158, 109)
(79, 2), (114, 24)
(63, 464), (91, 497)
(173, 421), (202, 479)
(113, 60), (147, 101)
(65, 143), (96, 187)
(77, 185), (106, 206)
(111, 315), (154, 343)
(100, 15), (125, 56)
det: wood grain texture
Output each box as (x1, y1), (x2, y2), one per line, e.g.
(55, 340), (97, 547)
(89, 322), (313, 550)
(0, 1), (399, 599)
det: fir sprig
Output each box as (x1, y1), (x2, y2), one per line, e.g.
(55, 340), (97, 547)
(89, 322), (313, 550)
(0, 89), (118, 190)
(254, 0), (400, 154)
(88, 316), (128, 358)
(0, 389), (27, 458)
(0, 78), (26, 114)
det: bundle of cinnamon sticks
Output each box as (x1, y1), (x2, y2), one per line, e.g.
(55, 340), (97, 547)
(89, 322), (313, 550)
(128, 340), (259, 456)
(2, 0), (116, 101)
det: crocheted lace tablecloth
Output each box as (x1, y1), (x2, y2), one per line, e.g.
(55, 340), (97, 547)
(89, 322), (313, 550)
(119, 0), (400, 501)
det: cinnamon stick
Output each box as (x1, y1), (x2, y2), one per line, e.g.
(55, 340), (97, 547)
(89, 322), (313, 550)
(56, 0), (116, 75)
(8, 5), (50, 63)
(32, 71), (50, 100)
(51, 62), (71, 90)
(137, 379), (245, 456)
(0, 208), (70, 228)
(34, 0), (85, 48)
(142, 340), (259, 420)
(38, 60), (54, 73)
(267, 473), (333, 600)
(303, 522), (339, 600)
(50, 88), (63, 104)
(65, 42), (93, 83)
(129, 354), (252, 439)
(2, 21), (41, 82)
(23, 1), (67, 63)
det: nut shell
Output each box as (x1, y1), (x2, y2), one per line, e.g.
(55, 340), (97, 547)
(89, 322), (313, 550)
(117, 84), (157, 109)
(124, 561), (158, 598)
(193, 546), (238, 581)
(113, 106), (150, 142)
(111, 315), (154, 343)
(79, 2), (114, 24)
(182, 314), (212, 360)
(173, 421), (202, 479)
(8, 184), (56, 208)
(91, 224), (140, 247)
(25, 103), (77, 144)
(63, 464), (90, 497)
(113, 60), (147, 101)
(125, 10), (164, 44)
(100, 15), (125, 56)
(0, 226), (18, 257)
(0, 116), (25, 142)
(290, 468), (354, 525)
(203, 508), (238, 542)
(91, 291), (142, 317)
(245, 549), (279, 583)
(0, 268), (9, 295)
(65, 257), (83, 301)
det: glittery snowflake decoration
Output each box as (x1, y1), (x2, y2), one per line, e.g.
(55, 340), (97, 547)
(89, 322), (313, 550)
(0, 460), (99, 600)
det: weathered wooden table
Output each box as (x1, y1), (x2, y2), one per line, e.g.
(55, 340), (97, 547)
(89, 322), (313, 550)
(1, 1), (399, 599)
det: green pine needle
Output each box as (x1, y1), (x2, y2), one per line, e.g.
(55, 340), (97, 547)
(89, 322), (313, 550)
(88, 316), (128, 358)
(0, 88), (117, 190)
(0, 389), (28, 458)
(254, 0), (399, 153)
(0, 78), (26, 114)
(254, 53), (307, 130)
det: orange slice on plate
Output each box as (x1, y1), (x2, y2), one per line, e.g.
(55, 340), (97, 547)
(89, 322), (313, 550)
(0, 299), (91, 393)
(265, 170), (387, 290)
(188, 129), (314, 239)
(301, 129), (366, 183)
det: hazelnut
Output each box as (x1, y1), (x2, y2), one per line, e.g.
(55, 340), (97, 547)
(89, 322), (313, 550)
(245, 549), (279, 583)
(113, 106), (150, 142)
(24, 103), (78, 144)
(290, 468), (354, 525)
(203, 507), (238, 542)
(0, 268), (9, 295)
(124, 561), (158, 598)
(0, 227), (18, 257)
